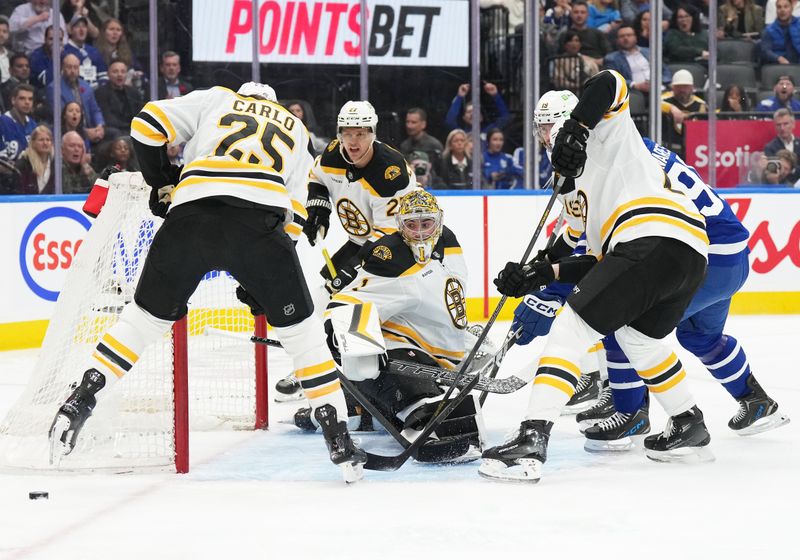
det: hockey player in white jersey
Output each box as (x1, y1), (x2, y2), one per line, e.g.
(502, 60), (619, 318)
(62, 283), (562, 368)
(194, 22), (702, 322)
(48, 82), (366, 482)
(293, 191), (488, 462)
(273, 100), (418, 402)
(480, 70), (712, 482)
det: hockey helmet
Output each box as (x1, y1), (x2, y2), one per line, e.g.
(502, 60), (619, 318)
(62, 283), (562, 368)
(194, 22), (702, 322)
(337, 100), (378, 133)
(534, 90), (578, 148)
(237, 82), (277, 102)
(396, 190), (443, 265)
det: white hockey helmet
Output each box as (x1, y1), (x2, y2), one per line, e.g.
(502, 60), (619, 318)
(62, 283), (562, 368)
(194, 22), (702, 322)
(237, 81), (277, 102)
(337, 100), (378, 133)
(395, 190), (443, 264)
(534, 90), (578, 148)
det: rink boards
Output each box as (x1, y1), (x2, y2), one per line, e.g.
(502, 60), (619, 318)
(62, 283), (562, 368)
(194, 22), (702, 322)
(1, 188), (799, 350)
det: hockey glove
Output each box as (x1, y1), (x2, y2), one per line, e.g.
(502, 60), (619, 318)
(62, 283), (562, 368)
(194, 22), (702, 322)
(149, 185), (173, 218)
(551, 118), (590, 179)
(235, 285), (265, 316)
(304, 197), (332, 246)
(494, 260), (556, 298)
(324, 262), (360, 295)
(512, 292), (563, 345)
(100, 164), (121, 181)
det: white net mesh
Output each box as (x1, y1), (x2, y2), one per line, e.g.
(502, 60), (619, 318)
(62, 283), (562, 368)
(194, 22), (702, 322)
(0, 172), (263, 471)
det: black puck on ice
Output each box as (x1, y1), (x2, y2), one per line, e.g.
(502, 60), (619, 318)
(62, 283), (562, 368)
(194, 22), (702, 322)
(29, 491), (49, 500)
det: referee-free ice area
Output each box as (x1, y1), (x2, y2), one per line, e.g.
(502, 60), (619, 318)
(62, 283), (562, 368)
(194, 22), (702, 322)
(0, 316), (797, 560)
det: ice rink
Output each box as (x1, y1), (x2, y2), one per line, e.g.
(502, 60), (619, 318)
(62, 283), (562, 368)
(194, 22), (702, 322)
(0, 315), (797, 560)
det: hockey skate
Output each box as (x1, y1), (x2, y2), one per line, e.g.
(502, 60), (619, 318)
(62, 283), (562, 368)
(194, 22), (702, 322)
(293, 397), (374, 433)
(274, 372), (304, 402)
(314, 404), (367, 483)
(576, 380), (614, 432)
(583, 402), (650, 453)
(49, 369), (105, 465)
(644, 406), (714, 463)
(728, 375), (790, 436)
(562, 370), (602, 414)
(478, 420), (552, 483)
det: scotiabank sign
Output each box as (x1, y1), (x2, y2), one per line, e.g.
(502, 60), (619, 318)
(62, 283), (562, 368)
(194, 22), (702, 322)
(685, 120), (775, 188)
(192, 0), (468, 66)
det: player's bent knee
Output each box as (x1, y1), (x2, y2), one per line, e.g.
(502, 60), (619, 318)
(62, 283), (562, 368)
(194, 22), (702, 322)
(676, 328), (721, 357)
(117, 302), (174, 344)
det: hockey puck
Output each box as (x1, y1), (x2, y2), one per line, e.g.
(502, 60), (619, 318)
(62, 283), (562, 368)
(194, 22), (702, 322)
(28, 491), (49, 500)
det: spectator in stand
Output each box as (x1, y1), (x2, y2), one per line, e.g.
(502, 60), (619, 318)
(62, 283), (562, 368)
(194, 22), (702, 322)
(166, 143), (184, 166)
(1, 53), (32, 110)
(0, 84), (37, 162)
(46, 53), (105, 144)
(0, 17), (11, 84)
(157, 51), (193, 99)
(760, 0), (800, 64)
(61, 100), (90, 152)
(93, 136), (138, 172)
(407, 150), (434, 188)
(589, 0), (622, 34)
(95, 18), (143, 89)
(445, 82), (510, 140)
(63, 14), (107, 89)
(763, 108), (800, 182)
(662, 69), (708, 115)
(562, 1), (611, 65)
(9, 0), (67, 56)
(718, 0), (764, 39)
(720, 84), (751, 111)
(551, 31), (601, 93)
(604, 24), (673, 93)
(14, 124), (54, 194)
(400, 108), (443, 164)
(435, 128), (473, 189)
(482, 128), (523, 189)
(756, 74), (800, 111)
(60, 0), (101, 41)
(30, 25), (63, 88)
(60, 129), (95, 192)
(95, 60), (143, 138)
(544, 0), (572, 33)
(284, 100), (328, 153)
(753, 149), (797, 184)
(764, 0), (800, 25)
(480, 0), (525, 28)
(664, 4), (710, 63)
(622, 0), (672, 27)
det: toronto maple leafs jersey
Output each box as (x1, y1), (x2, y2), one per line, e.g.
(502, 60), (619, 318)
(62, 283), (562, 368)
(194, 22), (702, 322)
(643, 138), (749, 266)
(130, 86), (312, 240)
(327, 227), (468, 370)
(310, 139), (418, 246)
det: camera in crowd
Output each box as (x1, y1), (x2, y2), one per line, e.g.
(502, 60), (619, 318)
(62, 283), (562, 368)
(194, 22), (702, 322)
(765, 158), (782, 175)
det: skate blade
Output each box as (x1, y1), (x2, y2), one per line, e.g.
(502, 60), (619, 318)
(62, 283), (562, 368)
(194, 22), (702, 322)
(584, 436), (634, 453)
(562, 399), (599, 416)
(477, 458), (542, 483)
(734, 413), (790, 437)
(341, 462), (364, 484)
(273, 391), (305, 403)
(645, 445), (715, 464)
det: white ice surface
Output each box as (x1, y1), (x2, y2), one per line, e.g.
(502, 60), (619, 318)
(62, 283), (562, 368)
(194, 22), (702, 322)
(0, 316), (798, 560)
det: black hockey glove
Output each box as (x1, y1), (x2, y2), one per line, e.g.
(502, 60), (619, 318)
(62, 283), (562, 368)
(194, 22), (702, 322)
(99, 164), (121, 181)
(494, 260), (556, 298)
(148, 165), (182, 219)
(303, 196), (332, 246)
(325, 262), (360, 295)
(551, 118), (590, 179)
(235, 285), (265, 316)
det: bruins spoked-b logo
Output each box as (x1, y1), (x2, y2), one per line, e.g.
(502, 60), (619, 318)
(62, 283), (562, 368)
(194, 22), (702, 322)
(337, 198), (371, 236)
(444, 278), (467, 329)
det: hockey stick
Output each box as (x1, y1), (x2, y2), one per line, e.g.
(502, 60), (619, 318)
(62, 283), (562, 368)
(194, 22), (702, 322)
(317, 232), (338, 279)
(477, 205), (566, 406)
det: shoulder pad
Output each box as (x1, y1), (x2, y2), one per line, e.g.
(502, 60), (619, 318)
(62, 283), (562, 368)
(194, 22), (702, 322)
(318, 139), (346, 168)
(362, 143), (414, 197)
(363, 233), (419, 277)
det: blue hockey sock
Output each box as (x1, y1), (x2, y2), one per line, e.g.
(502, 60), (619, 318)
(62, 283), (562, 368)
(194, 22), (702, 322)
(698, 335), (751, 399)
(603, 335), (646, 414)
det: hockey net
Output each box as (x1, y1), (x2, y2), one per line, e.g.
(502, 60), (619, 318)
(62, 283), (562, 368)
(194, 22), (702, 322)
(0, 172), (268, 472)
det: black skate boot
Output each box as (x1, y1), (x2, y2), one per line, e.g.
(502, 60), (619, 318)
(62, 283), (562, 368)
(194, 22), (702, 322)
(644, 406), (714, 463)
(576, 380), (614, 432)
(274, 373), (303, 402)
(293, 394), (374, 433)
(728, 375), (790, 436)
(563, 370), (602, 415)
(49, 369), (106, 464)
(314, 404), (367, 483)
(478, 419), (553, 483)
(584, 399), (650, 453)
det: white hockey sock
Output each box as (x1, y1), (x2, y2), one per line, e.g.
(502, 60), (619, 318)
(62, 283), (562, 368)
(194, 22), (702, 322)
(90, 303), (173, 400)
(525, 305), (603, 423)
(616, 326), (695, 417)
(579, 341), (605, 380)
(273, 315), (348, 420)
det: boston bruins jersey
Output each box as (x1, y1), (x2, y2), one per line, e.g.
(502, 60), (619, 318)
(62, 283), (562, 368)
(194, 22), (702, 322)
(556, 70), (708, 261)
(327, 227), (468, 369)
(130, 86), (312, 240)
(310, 139), (418, 245)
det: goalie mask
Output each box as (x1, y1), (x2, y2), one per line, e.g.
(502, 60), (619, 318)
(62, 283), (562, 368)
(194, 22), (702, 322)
(534, 90), (578, 150)
(337, 100), (378, 165)
(237, 81), (277, 102)
(396, 190), (443, 264)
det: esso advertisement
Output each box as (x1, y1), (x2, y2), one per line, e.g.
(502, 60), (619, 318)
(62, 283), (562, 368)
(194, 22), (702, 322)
(19, 207), (91, 302)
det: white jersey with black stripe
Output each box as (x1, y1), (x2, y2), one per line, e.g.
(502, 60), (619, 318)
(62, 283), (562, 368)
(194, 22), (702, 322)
(130, 86), (311, 239)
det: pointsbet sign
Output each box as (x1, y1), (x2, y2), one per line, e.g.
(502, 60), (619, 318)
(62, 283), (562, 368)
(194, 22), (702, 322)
(192, 0), (469, 66)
